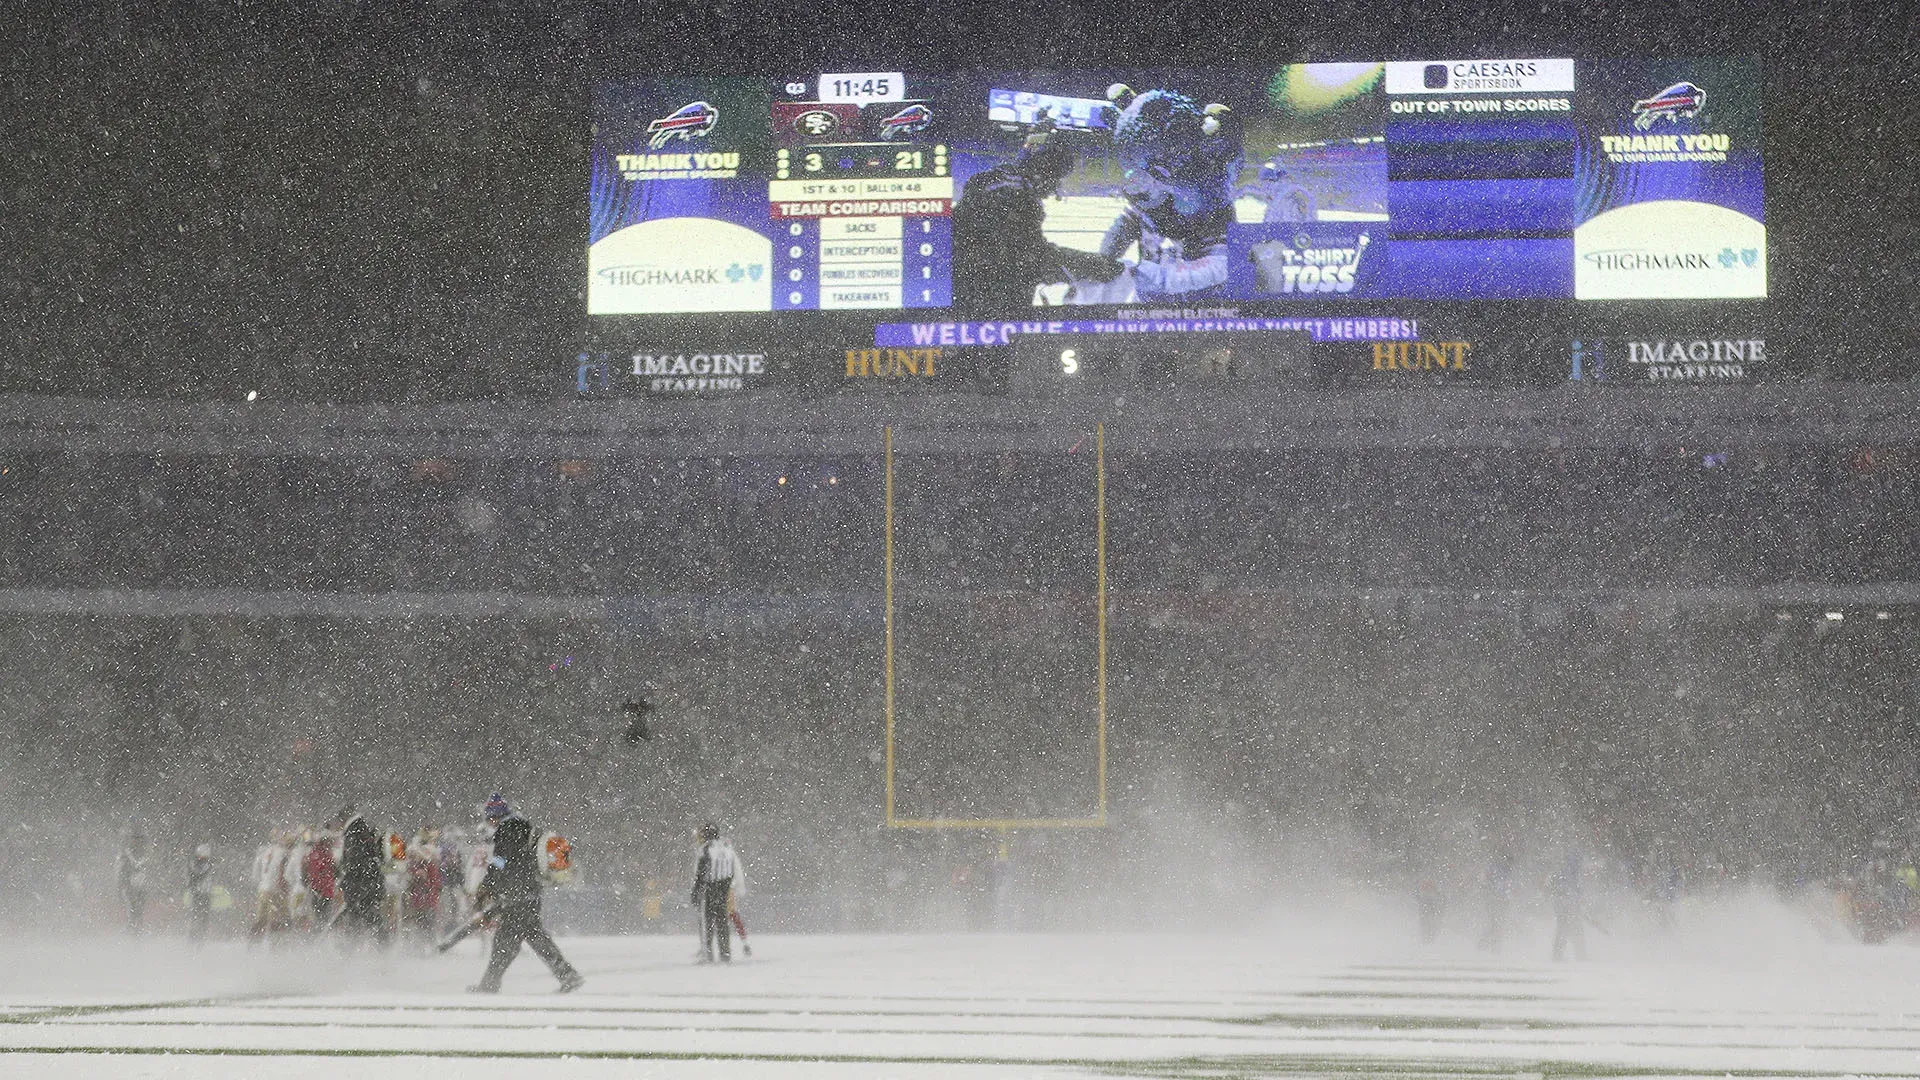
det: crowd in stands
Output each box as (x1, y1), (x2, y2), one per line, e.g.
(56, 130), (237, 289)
(0, 447), (1914, 595)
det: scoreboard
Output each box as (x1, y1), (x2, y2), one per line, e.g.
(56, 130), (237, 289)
(588, 59), (1764, 319)
(765, 86), (953, 310)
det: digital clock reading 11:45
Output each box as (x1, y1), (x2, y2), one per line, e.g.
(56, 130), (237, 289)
(816, 72), (905, 105)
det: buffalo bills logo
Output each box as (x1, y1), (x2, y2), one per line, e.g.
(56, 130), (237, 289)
(648, 101), (719, 149)
(878, 103), (933, 141)
(1631, 82), (1705, 131)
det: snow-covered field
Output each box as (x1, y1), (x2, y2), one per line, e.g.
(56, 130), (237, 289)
(4, 924), (1919, 1078)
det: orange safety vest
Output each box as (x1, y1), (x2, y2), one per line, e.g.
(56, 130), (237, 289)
(545, 834), (573, 873)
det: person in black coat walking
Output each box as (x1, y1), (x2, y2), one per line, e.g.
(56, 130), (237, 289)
(469, 794), (582, 994)
(335, 807), (389, 949)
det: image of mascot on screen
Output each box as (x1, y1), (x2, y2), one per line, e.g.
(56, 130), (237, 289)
(950, 66), (1385, 309)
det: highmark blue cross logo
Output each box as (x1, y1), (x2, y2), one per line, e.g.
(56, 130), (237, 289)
(1718, 247), (1760, 269)
(725, 263), (765, 284)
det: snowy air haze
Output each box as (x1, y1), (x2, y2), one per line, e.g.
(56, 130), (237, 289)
(4, 2), (1920, 1078)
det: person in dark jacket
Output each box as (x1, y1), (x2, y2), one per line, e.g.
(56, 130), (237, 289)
(470, 794), (583, 994)
(335, 806), (389, 949)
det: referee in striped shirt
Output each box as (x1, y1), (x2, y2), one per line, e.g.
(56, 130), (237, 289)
(691, 823), (739, 963)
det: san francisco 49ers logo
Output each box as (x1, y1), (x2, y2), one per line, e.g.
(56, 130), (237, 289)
(793, 109), (840, 137)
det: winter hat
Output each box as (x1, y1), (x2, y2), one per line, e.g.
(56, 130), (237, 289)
(484, 794), (511, 821)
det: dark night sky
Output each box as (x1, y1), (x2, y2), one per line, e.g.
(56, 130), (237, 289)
(2, 2), (1914, 400)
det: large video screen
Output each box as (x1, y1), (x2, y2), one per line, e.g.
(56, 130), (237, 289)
(588, 59), (1763, 316)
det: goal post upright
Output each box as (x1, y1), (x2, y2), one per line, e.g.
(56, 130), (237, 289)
(1095, 422), (1107, 825)
(884, 424), (896, 826)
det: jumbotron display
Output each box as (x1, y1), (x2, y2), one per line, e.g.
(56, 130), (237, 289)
(588, 59), (1763, 315)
